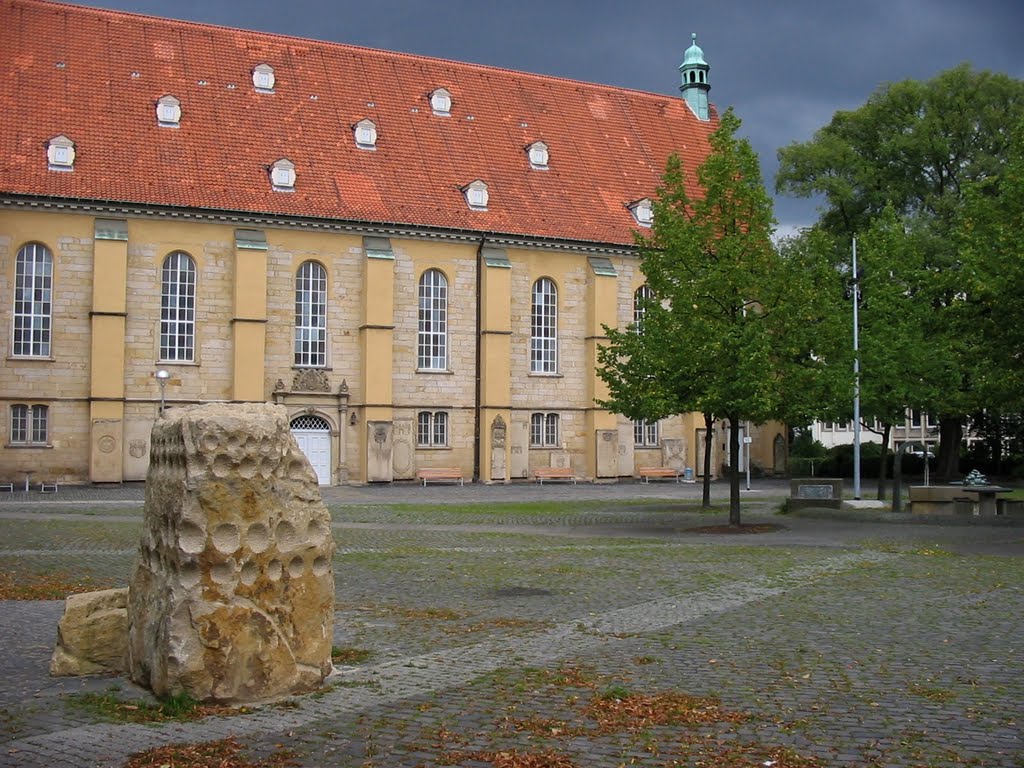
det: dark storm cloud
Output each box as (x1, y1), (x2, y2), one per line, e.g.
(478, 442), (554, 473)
(81, 0), (1024, 231)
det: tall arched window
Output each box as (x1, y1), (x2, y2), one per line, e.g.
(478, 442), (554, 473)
(530, 277), (557, 373)
(160, 252), (196, 362)
(295, 261), (327, 367)
(633, 285), (653, 333)
(418, 269), (448, 370)
(13, 243), (53, 357)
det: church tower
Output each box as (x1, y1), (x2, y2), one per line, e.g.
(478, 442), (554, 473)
(679, 33), (710, 121)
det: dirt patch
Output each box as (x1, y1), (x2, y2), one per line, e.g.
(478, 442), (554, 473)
(683, 523), (786, 535)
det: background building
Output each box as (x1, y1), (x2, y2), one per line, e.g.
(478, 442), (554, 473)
(0, 0), (785, 485)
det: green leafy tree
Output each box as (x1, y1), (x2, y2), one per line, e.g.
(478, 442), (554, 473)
(598, 110), (847, 525)
(777, 65), (1024, 479)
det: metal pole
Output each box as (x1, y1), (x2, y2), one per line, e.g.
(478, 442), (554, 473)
(852, 238), (861, 500)
(744, 424), (751, 491)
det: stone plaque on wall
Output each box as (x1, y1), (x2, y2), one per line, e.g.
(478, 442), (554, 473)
(490, 416), (507, 481)
(366, 421), (393, 483)
(510, 418), (529, 479)
(617, 422), (635, 477)
(595, 429), (618, 478)
(662, 438), (686, 471)
(90, 419), (123, 482)
(392, 417), (415, 480)
(123, 420), (152, 481)
(550, 450), (571, 469)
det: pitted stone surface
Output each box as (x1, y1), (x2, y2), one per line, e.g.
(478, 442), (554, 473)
(126, 403), (334, 704)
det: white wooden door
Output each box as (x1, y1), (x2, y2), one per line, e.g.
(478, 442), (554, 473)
(291, 415), (331, 485)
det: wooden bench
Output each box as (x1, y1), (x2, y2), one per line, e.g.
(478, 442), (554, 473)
(533, 467), (579, 484)
(637, 467), (683, 483)
(416, 468), (464, 486)
(0, 482), (13, 492)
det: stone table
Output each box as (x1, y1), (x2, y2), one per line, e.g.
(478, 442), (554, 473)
(960, 485), (1013, 516)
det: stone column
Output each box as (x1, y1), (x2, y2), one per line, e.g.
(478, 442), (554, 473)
(127, 403), (334, 704)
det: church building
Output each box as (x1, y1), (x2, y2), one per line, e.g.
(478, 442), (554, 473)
(0, 0), (786, 485)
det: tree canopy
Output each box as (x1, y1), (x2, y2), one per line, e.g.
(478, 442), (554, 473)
(597, 109), (846, 525)
(776, 65), (1024, 477)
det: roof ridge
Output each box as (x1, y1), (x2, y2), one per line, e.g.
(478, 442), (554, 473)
(20, 0), (690, 104)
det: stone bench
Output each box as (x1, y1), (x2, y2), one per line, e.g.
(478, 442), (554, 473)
(533, 467), (579, 484)
(637, 467), (683, 483)
(40, 482), (59, 493)
(0, 482), (13, 492)
(416, 467), (464, 486)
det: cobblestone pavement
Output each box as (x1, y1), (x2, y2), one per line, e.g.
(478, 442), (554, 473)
(1, 483), (1022, 767)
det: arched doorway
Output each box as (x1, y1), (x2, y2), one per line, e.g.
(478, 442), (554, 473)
(291, 414), (332, 485)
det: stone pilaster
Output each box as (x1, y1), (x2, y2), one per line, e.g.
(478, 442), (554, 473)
(231, 229), (268, 402)
(89, 219), (128, 482)
(585, 257), (619, 478)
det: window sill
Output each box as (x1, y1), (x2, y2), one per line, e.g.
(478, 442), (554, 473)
(292, 365), (332, 371)
(416, 368), (454, 375)
(157, 360), (199, 367)
(7, 356), (55, 363)
(528, 372), (563, 378)
(416, 445), (451, 450)
(5, 443), (52, 449)
(529, 445), (561, 450)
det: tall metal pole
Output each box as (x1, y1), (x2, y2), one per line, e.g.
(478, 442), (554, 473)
(852, 238), (861, 500)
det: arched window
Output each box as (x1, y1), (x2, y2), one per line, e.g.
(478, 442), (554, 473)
(633, 419), (659, 447)
(10, 404), (48, 445)
(633, 285), (653, 332)
(530, 412), (559, 447)
(418, 269), (448, 370)
(160, 251), (196, 362)
(417, 411), (448, 447)
(530, 278), (557, 374)
(295, 261), (327, 367)
(13, 243), (53, 357)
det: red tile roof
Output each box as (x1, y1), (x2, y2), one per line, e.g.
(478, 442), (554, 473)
(0, 0), (718, 247)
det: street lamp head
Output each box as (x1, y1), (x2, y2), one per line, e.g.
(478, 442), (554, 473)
(155, 369), (170, 381)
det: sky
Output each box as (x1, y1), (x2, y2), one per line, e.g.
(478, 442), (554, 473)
(80, 0), (1024, 235)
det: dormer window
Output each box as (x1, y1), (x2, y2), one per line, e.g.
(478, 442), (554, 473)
(270, 158), (296, 191)
(527, 141), (549, 170)
(354, 119), (377, 149)
(156, 95), (181, 127)
(47, 135), (75, 171)
(253, 63), (275, 93)
(629, 198), (654, 227)
(463, 180), (488, 211)
(430, 88), (452, 116)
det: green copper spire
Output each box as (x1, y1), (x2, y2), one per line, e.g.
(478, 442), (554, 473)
(679, 32), (711, 121)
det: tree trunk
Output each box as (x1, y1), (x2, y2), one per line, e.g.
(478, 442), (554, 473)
(876, 422), (892, 500)
(727, 415), (741, 527)
(702, 413), (715, 508)
(936, 417), (963, 481)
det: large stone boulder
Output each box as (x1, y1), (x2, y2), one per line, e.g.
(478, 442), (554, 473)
(127, 403), (334, 704)
(50, 588), (128, 676)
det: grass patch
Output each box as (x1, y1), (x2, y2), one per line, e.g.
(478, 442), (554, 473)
(0, 570), (118, 600)
(64, 689), (242, 724)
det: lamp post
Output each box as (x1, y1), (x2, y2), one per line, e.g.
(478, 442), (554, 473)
(851, 238), (862, 501)
(155, 369), (170, 415)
